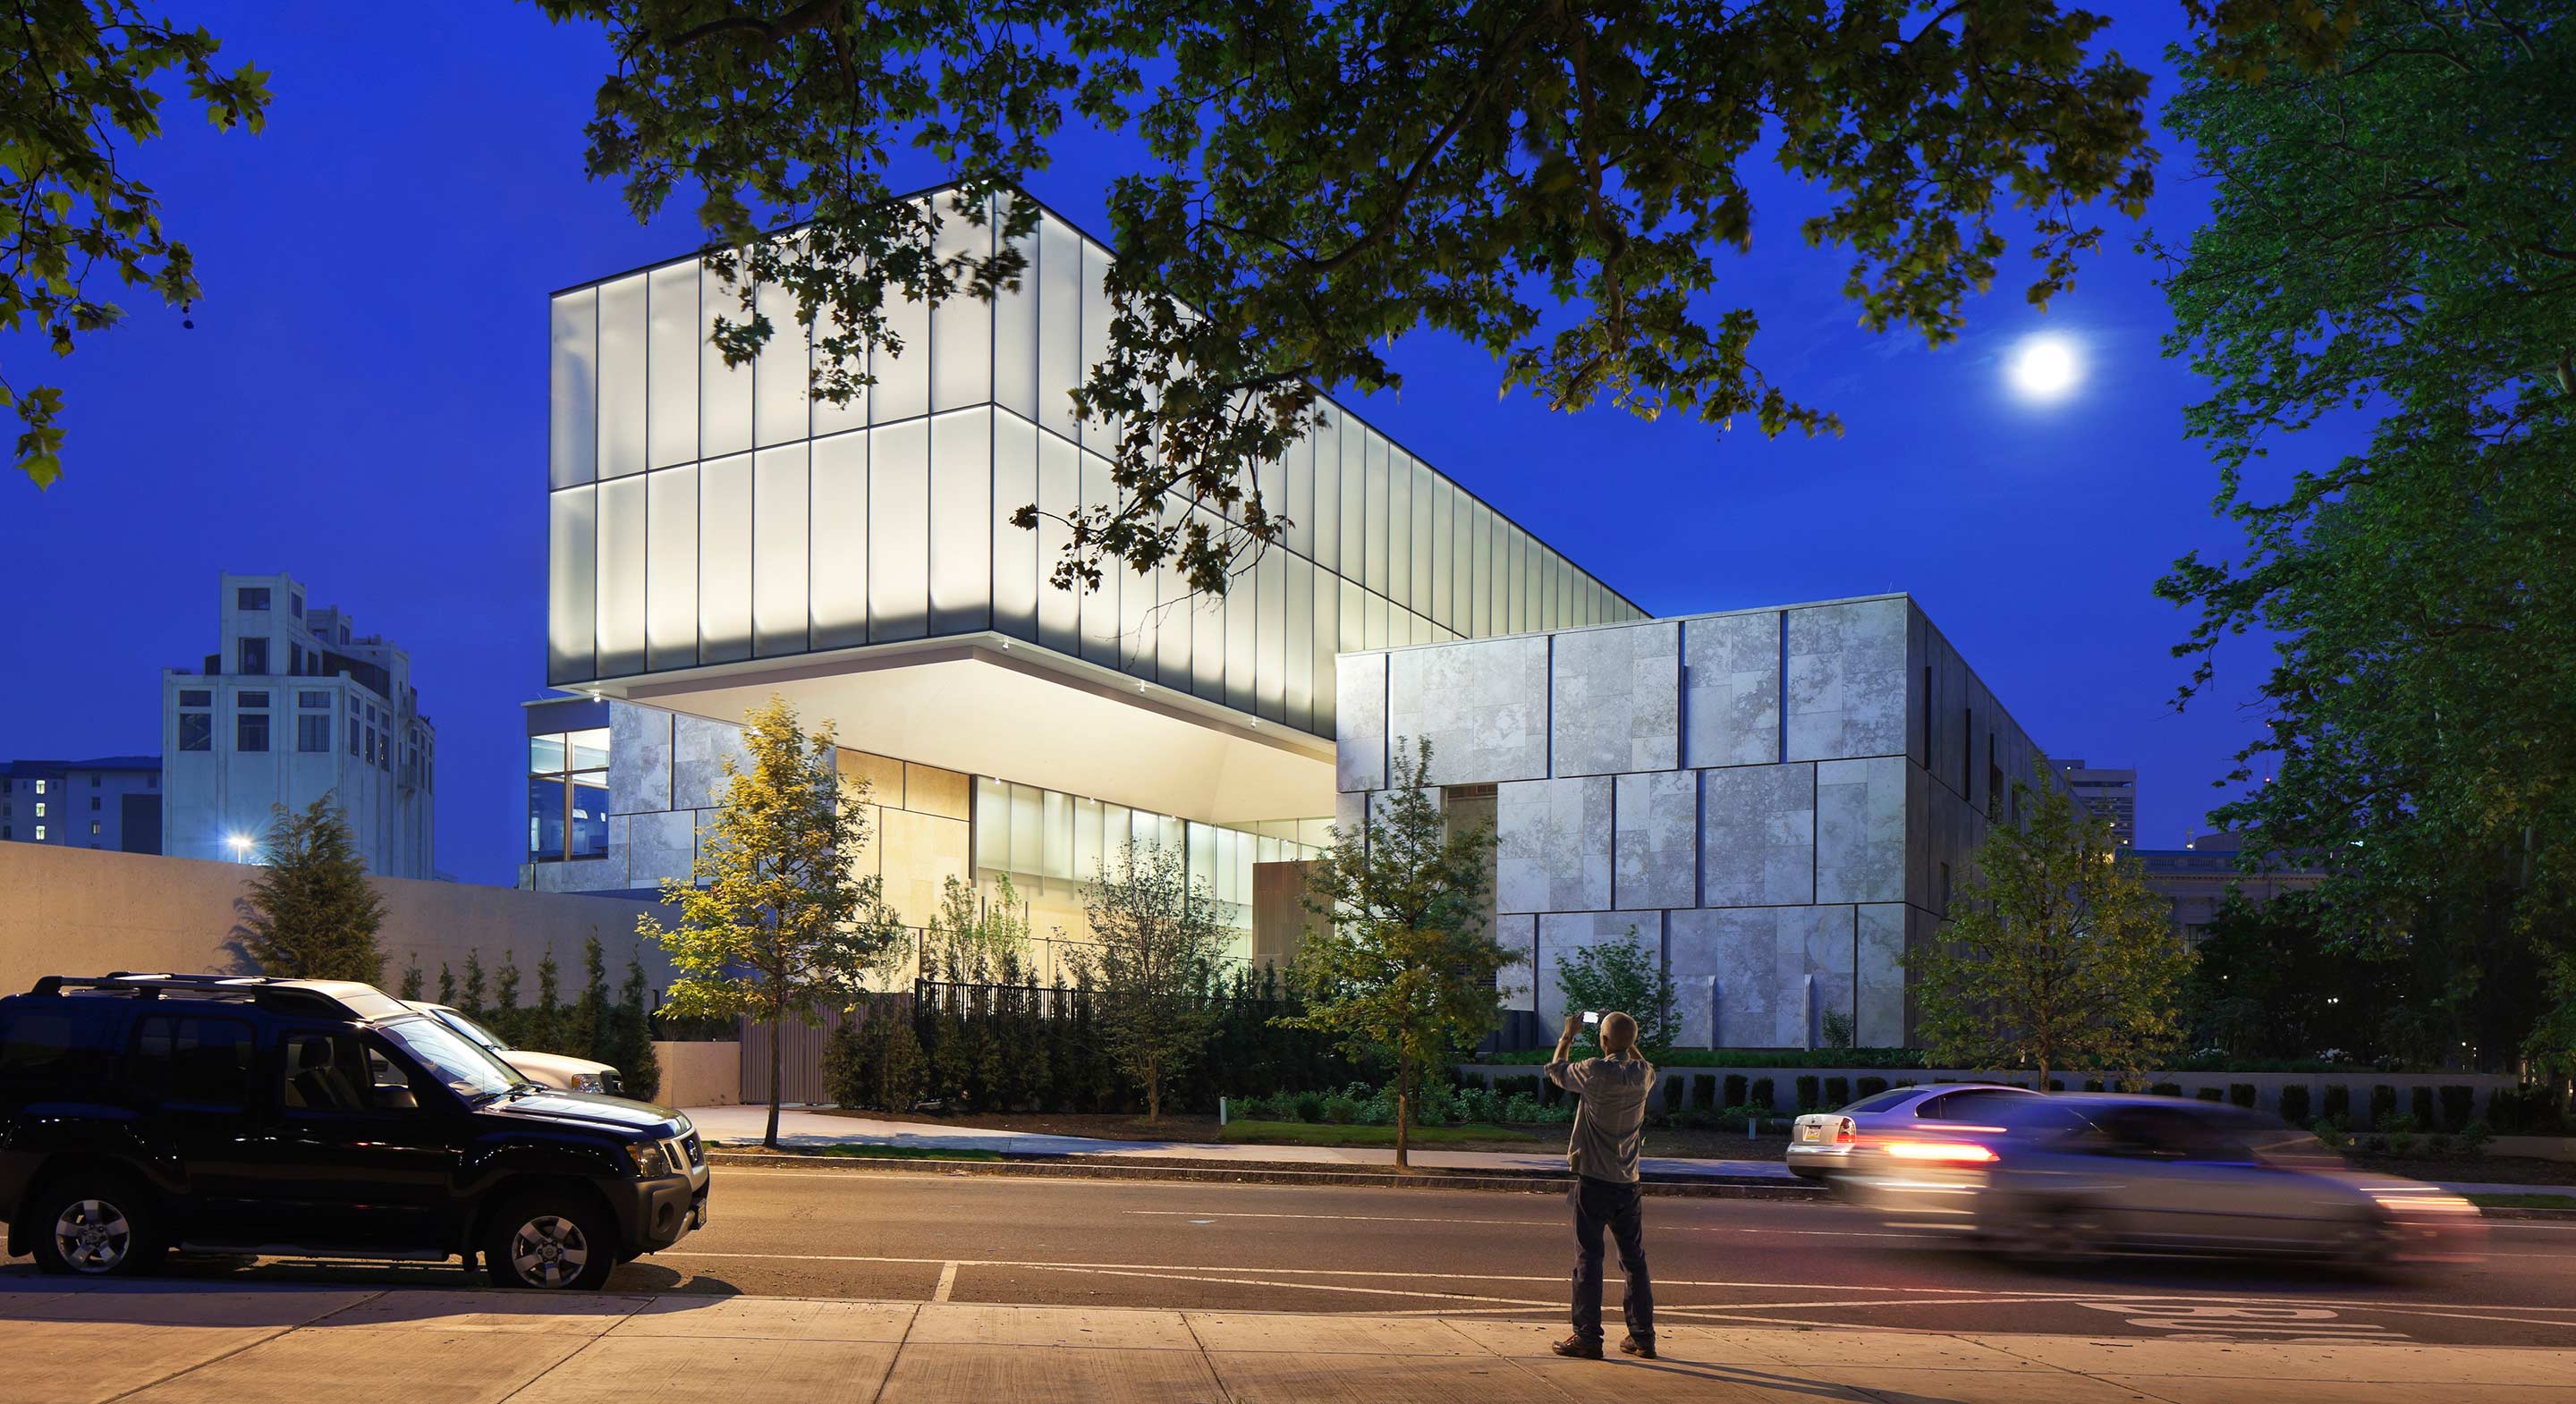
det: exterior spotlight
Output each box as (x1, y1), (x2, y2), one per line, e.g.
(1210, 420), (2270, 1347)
(225, 833), (256, 863)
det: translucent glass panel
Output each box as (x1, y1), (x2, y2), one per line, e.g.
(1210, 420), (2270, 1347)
(869, 419), (929, 640)
(752, 444), (809, 655)
(1386, 442), (1410, 608)
(549, 291), (596, 488)
(932, 195), (993, 412)
(1037, 432), (1080, 654)
(876, 250), (931, 424)
(754, 277), (809, 447)
(646, 464), (698, 671)
(991, 412), (1038, 641)
(699, 264), (754, 459)
(812, 260), (869, 438)
(994, 195), (1038, 421)
(1255, 545), (1286, 722)
(599, 275), (650, 480)
(1411, 458), (1436, 618)
(1225, 547), (1258, 714)
(1284, 554), (1313, 731)
(1155, 495), (1192, 686)
(970, 777), (1324, 911)
(1309, 411), (1340, 573)
(1078, 448), (1120, 665)
(809, 431), (868, 648)
(1038, 216), (1084, 442)
(1080, 240), (1113, 451)
(596, 474), (647, 675)
(973, 776), (1010, 869)
(699, 453), (753, 663)
(929, 408), (992, 635)
(647, 264), (698, 469)
(547, 487), (595, 683)
(1363, 430), (1390, 594)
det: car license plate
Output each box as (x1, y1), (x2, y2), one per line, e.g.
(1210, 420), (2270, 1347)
(1797, 1126), (1818, 1143)
(690, 1200), (709, 1230)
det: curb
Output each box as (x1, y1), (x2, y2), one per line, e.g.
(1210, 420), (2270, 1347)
(2475, 1205), (2576, 1222)
(704, 1149), (1824, 1199)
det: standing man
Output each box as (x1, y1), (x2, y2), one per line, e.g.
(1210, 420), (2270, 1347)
(1546, 1009), (1656, 1359)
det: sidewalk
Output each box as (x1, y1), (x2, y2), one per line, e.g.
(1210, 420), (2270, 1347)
(8, 1278), (2572, 1404)
(681, 1106), (2563, 1197)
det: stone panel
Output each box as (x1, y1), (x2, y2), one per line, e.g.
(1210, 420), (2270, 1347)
(1612, 771), (1697, 910)
(1669, 908), (1774, 1049)
(610, 704), (674, 815)
(836, 749), (905, 808)
(627, 808), (696, 890)
(672, 713), (752, 810)
(1784, 597), (1909, 762)
(1682, 612), (1780, 768)
(1495, 775), (1612, 914)
(1333, 790), (1368, 848)
(1493, 913), (1538, 1011)
(1386, 636), (1548, 785)
(880, 808), (970, 928)
(1856, 903), (1907, 1047)
(1335, 651), (1388, 793)
(1699, 764), (1814, 907)
(1536, 911), (1651, 1028)
(1549, 622), (1681, 777)
(903, 762), (970, 820)
(1816, 756), (1907, 903)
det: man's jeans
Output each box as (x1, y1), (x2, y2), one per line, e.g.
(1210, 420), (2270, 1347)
(1569, 1174), (1653, 1343)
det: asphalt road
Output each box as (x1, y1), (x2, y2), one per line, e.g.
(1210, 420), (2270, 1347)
(57, 1166), (2576, 1349)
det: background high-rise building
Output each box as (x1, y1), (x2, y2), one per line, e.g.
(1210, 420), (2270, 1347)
(0, 757), (161, 852)
(160, 572), (438, 878)
(2057, 757), (2138, 849)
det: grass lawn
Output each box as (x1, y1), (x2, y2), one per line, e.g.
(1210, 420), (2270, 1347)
(1216, 1120), (1544, 1148)
(2466, 1191), (2576, 1211)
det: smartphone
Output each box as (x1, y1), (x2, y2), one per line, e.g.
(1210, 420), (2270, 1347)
(1581, 1011), (1601, 1027)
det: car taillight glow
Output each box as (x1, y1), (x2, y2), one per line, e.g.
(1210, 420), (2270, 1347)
(1885, 1140), (1997, 1163)
(1835, 1118), (1858, 1145)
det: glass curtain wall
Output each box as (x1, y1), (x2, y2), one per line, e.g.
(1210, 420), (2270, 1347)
(547, 190), (1645, 740)
(527, 726), (611, 863)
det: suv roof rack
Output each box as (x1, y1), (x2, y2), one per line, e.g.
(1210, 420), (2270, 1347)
(26, 973), (369, 1019)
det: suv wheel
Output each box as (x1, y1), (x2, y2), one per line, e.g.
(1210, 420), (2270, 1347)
(485, 1191), (615, 1290)
(31, 1178), (162, 1278)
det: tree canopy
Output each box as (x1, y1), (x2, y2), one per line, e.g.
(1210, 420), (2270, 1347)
(4, 2), (267, 489)
(2151, 0), (2574, 1065)
(1067, 842), (1230, 1121)
(539, 0), (2157, 594)
(1908, 764), (2192, 1086)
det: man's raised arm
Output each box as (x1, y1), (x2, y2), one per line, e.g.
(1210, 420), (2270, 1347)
(1544, 1013), (1586, 1093)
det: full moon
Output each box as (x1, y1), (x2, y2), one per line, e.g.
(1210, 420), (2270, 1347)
(2006, 334), (2081, 401)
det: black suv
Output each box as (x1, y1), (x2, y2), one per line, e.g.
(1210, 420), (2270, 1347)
(0, 974), (709, 1290)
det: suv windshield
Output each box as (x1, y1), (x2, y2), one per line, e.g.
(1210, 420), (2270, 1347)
(379, 1015), (526, 1101)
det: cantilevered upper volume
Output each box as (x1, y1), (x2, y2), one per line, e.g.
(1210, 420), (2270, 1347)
(543, 185), (1640, 825)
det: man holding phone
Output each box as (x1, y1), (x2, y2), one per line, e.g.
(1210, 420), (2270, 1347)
(1544, 1008), (1656, 1359)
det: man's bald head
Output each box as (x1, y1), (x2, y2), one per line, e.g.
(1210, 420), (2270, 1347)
(1600, 1011), (1639, 1057)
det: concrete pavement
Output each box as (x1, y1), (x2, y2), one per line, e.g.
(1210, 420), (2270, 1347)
(680, 1106), (2572, 1197)
(6, 1277), (2574, 1404)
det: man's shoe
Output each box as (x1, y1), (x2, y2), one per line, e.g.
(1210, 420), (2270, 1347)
(1619, 1335), (1657, 1360)
(1551, 1335), (1605, 1359)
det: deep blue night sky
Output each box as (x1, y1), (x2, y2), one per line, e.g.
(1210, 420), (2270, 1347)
(0, 2), (2309, 885)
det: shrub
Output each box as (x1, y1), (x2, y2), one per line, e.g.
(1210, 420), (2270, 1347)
(823, 997), (927, 1112)
(1664, 1075), (1684, 1117)
(2046, 1078), (2065, 1092)
(1795, 1075), (1821, 1112)
(1823, 1076), (1851, 1109)
(2083, 1078), (2105, 1093)
(1320, 1093), (1360, 1124)
(1294, 1092), (1326, 1123)
(1749, 1077), (1775, 1112)
(2277, 1085), (2311, 1125)
(2369, 1085), (2398, 1129)
(2459, 1119), (2494, 1152)
(2229, 1083), (2257, 1109)
(1857, 1076), (1889, 1099)
(2439, 1086), (2473, 1132)
(1692, 1073), (1717, 1112)
(2151, 1082), (2182, 1097)
(2195, 1087), (2223, 1102)
(2322, 1085), (2351, 1121)
(1724, 1074), (1749, 1108)
(2410, 1086), (2436, 1129)
(2487, 1086), (2566, 1135)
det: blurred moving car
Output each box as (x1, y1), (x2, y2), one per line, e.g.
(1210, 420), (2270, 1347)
(407, 1001), (623, 1095)
(1787, 1082), (2039, 1180)
(1836, 1092), (2484, 1266)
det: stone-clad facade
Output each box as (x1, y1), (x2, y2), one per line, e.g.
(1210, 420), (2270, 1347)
(1335, 594), (2055, 1049)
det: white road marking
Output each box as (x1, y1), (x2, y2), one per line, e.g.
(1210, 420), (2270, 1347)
(1116, 1209), (1929, 1239)
(931, 1261), (960, 1303)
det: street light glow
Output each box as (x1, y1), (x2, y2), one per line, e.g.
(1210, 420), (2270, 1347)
(226, 833), (255, 862)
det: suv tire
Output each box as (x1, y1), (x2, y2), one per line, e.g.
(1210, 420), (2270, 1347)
(30, 1174), (164, 1278)
(484, 1189), (616, 1290)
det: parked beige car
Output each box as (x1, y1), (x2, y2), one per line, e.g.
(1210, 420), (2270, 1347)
(404, 1001), (624, 1095)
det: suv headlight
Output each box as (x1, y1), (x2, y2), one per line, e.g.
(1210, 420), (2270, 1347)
(627, 1140), (674, 1178)
(570, 1072), (607, 1094)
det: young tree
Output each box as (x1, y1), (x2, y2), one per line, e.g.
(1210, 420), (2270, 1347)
(638, 694), (905, 1146)
(1286, 739), (1518, 1169)
(575, 933), (614, 1065)
(923, 873), (1031, 973)
(1553, 925), (1678, 1061)
(616, 956), (663, 1103)
(397, 959), (425, 1001)
(461, 950), (487, 1019)
(235, 797), (386, 984)
(5, 4), (269, 489)
(541, 1), (2156, 594)
(1066, 842), (1227, 1121)
(1908, 763), (2194, 1087)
